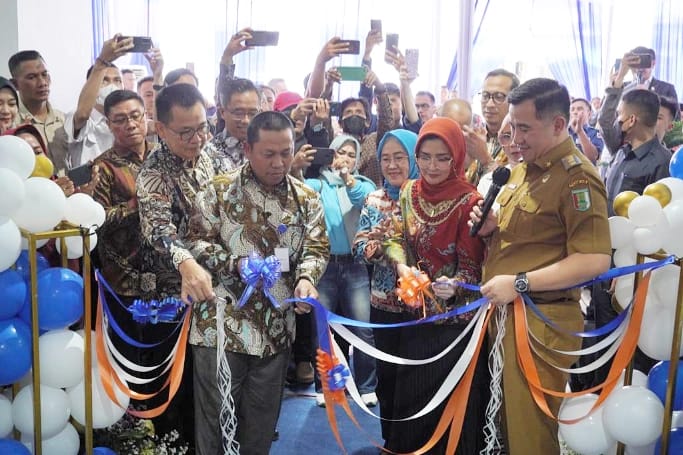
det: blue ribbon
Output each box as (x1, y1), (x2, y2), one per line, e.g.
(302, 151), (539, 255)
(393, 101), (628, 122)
(127, 298), (186, 324)
(236, 252), (282, 309)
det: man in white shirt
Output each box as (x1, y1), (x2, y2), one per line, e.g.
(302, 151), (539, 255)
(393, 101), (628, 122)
(65, 35), (133, 167)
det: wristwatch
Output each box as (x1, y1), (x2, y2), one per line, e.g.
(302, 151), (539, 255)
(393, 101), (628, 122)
(311, 122), (324, 133)
(513, 272), (530, 293)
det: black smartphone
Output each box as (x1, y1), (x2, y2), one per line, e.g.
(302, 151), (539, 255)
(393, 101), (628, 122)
(311, 148), (335, 167)
(245, 31), (280, 47)
(634, 53), (653, 69)
(338, 39), (361, 55)
(330, 102), (342, 117)
(118, 36), (153, 53)
(405, 49), (419, 79)
(67, 163), (93, 186)
(385, 33), (399, 62)
(370, 19), (382, 35)
(613, 58), (622, 72)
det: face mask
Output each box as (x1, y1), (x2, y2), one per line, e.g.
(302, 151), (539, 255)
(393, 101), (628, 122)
(613, 117), (628, 145)
(96, 84), (118, 106)
(31, 153), (54, 178)
(341, 115), (366, 136)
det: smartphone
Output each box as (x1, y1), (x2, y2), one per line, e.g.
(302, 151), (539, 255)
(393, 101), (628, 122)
(67, 163), (93, 186)
(245, 31), (280, 47)
(613, 58), (622, 72)
(330, 101), (342, 117)
(338, 66), (367, 82)
(405, 48), (419, 79)
(634, 53), (653, 69)
(311, 148), (335, 167)
(370, 19), (382, 35)
(118, 36), (153, 53)
(338, 39), (361, 55)
(385, 33), (399, 63)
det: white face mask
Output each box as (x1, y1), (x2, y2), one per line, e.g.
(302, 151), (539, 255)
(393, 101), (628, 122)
(96, 84), (119, 106)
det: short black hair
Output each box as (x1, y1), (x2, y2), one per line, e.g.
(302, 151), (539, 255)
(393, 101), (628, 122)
(484, 68), (521, 91)
(219, 78), (258, 107)
(385, 82), (400, 97)
(121, 69), (134, 75)
(659, 96), (679, 121)
(415, 91), (435, 104)
(247, 111), (294, 146)
(8, 50), (44, 78)
(508, 77), (570, 122)
(571, 97), (592, 111)
(137, 75), (154, 91)
(340, 97), (371, 120)
(86, 61), (117, 80)
(630, 46), (656, 60)
(104, 90), (144, 117)
(164, 68), (199, 86)
(622, 89), (659, 128)
(155, 83), (205, 124)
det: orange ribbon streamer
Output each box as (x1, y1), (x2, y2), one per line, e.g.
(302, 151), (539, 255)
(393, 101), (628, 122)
(513, 272), (651, 424)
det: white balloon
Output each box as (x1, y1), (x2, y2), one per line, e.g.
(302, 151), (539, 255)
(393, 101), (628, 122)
(659, 177), (683, 202)
(603, 386), (664, 446)
(651, 264), (680, 309)
(0, 216), (22, 273)
(63, 193), (106, 229)
(11, 384), (71, 438)
(0, 136), (36, 179)
(638, 302), (683, 360)
(618, 368), (648, 387)
(628, 195), (663, 227)
(559, 394), (615, 455)
(21, 422), (79, 455)
(614, 275), (635, 310)
(0, 394), (12, 438)
(613, 246), (638, 268)
(55, 231), (98, 259)
(11, 178), (67, 233)
(20, 237), (50, 250)
(663, 200), (683, 229)
(632, 226), (663, 255)
(67, 368), (129, 429)
(38, 330), (85, 389)
(0, 168), (26, 217)
(609, 216), (635, 250)
(76, 329), (99, 371)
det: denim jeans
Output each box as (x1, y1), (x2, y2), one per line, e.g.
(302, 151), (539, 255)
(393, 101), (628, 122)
(313, 261), (377, 394)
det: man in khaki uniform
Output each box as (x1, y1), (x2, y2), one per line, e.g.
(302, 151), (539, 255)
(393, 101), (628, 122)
(470, 78), (612, 454)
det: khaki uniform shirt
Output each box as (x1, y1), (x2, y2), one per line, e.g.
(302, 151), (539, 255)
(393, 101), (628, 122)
(18, 99), (68, 172)
(483, 137), (611, 303)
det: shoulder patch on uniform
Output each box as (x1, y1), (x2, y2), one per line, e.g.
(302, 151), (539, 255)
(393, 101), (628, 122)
(561, 154), (582, 171)
(571, 188), (591, 211)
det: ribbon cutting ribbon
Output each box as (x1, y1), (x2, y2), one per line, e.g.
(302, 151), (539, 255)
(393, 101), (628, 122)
(237, 252), (282, 309)
(127, 297), (186, 324)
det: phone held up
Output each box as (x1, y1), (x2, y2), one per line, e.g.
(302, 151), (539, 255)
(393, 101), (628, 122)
(370, 19), (382, 35)
(117, 36), (153, 53)
(405, 49), (419, 80)
(330, 102), (342, 118)
(385, 33), (399, 63)
(67, 163), (93, 187)
(245, 31), (280, 47)
(337, 39), (361, 55)
(633, 53), (652, 69)
(337, 66), (367, 82)
(304, 148), (335, 179)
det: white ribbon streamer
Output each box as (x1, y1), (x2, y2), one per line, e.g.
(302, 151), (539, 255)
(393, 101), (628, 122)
(215, 297), (240, 455)
(481, 304), (506, 455)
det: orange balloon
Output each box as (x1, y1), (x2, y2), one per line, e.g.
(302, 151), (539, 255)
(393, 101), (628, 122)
(613, 191), (639, 217)
(643, 182), (672, 207)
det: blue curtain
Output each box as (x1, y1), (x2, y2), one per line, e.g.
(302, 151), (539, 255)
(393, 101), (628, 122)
(653, 0), (683, 101)
(576, 0), (602, 99)
(446, 0), (491, 91)
(91, 0), (108, 63)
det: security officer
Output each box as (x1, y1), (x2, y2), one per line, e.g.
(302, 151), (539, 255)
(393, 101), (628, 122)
(470, 78), (612, 454)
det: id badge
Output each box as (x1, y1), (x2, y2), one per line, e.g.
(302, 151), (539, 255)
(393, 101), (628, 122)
(274, 247), (290, 272)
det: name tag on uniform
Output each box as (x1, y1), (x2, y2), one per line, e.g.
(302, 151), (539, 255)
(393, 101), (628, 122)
(275, 247), (290, 272)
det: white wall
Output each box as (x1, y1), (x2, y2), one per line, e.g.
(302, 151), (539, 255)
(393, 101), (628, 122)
(8, 0), (94, 111)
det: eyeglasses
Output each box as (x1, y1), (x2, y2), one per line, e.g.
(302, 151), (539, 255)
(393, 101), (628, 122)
(380, 155), (408, 165)
(167, 124), (210, 142)
(417, 154), (452, 167)
(109, 111), (145, 126)
(498, 132), (513, 146)
(480, 91), (508, 104)
(227, 109), (260, 120)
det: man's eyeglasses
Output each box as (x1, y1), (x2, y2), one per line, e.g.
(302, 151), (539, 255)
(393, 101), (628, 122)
(480, 91), (508, 104)
(167, 124), (211, 142)
(109, 111), (146, 126)
(227, 109), (260, 120)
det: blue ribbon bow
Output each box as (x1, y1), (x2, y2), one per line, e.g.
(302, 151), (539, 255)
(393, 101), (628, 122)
(127, 297), (186, 324)
(328, 363), (351, 391)
(236, 252), (282, 309)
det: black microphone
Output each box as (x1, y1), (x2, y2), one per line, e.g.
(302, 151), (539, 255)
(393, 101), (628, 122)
(469, 166), (511, 237)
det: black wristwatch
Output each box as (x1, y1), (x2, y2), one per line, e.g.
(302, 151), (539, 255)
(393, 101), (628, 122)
(513, 272), (530, 293)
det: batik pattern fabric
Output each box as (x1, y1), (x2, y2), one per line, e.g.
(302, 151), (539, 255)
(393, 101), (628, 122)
(185, 163), (329, 356)
(210, 130), (244, 171)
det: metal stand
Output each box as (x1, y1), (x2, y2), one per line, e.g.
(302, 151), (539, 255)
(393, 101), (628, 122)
(18, 224), (94, 455)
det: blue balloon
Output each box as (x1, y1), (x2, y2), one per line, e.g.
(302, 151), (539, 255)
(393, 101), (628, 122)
(93, 447), (117, 455)
(648, 360), (683, 410)
(13, 250), (50, 283)
(0, 318), (32, 386)
(0, 269), (27, 320)
(655, 427), (683, 454)
(0, 439), (31, 455)
(670, 149), (683, 179)
(37, 267), (84, 330)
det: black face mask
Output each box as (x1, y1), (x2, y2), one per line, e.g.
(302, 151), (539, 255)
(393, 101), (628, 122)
(342, 115), (366, 136)
(613, 118), (628, 145)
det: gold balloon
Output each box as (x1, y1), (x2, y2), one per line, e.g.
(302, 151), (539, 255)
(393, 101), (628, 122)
(30, 153), (54, 178)
(613, 190), (639, 217)
(643, 182), (672, 207)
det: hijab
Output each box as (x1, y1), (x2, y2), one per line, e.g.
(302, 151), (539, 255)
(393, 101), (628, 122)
(414, 117), (476, 203)
(376, 129), (419, 201)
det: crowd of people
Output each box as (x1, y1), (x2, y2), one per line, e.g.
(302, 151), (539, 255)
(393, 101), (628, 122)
(1, 24), (681, 454)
